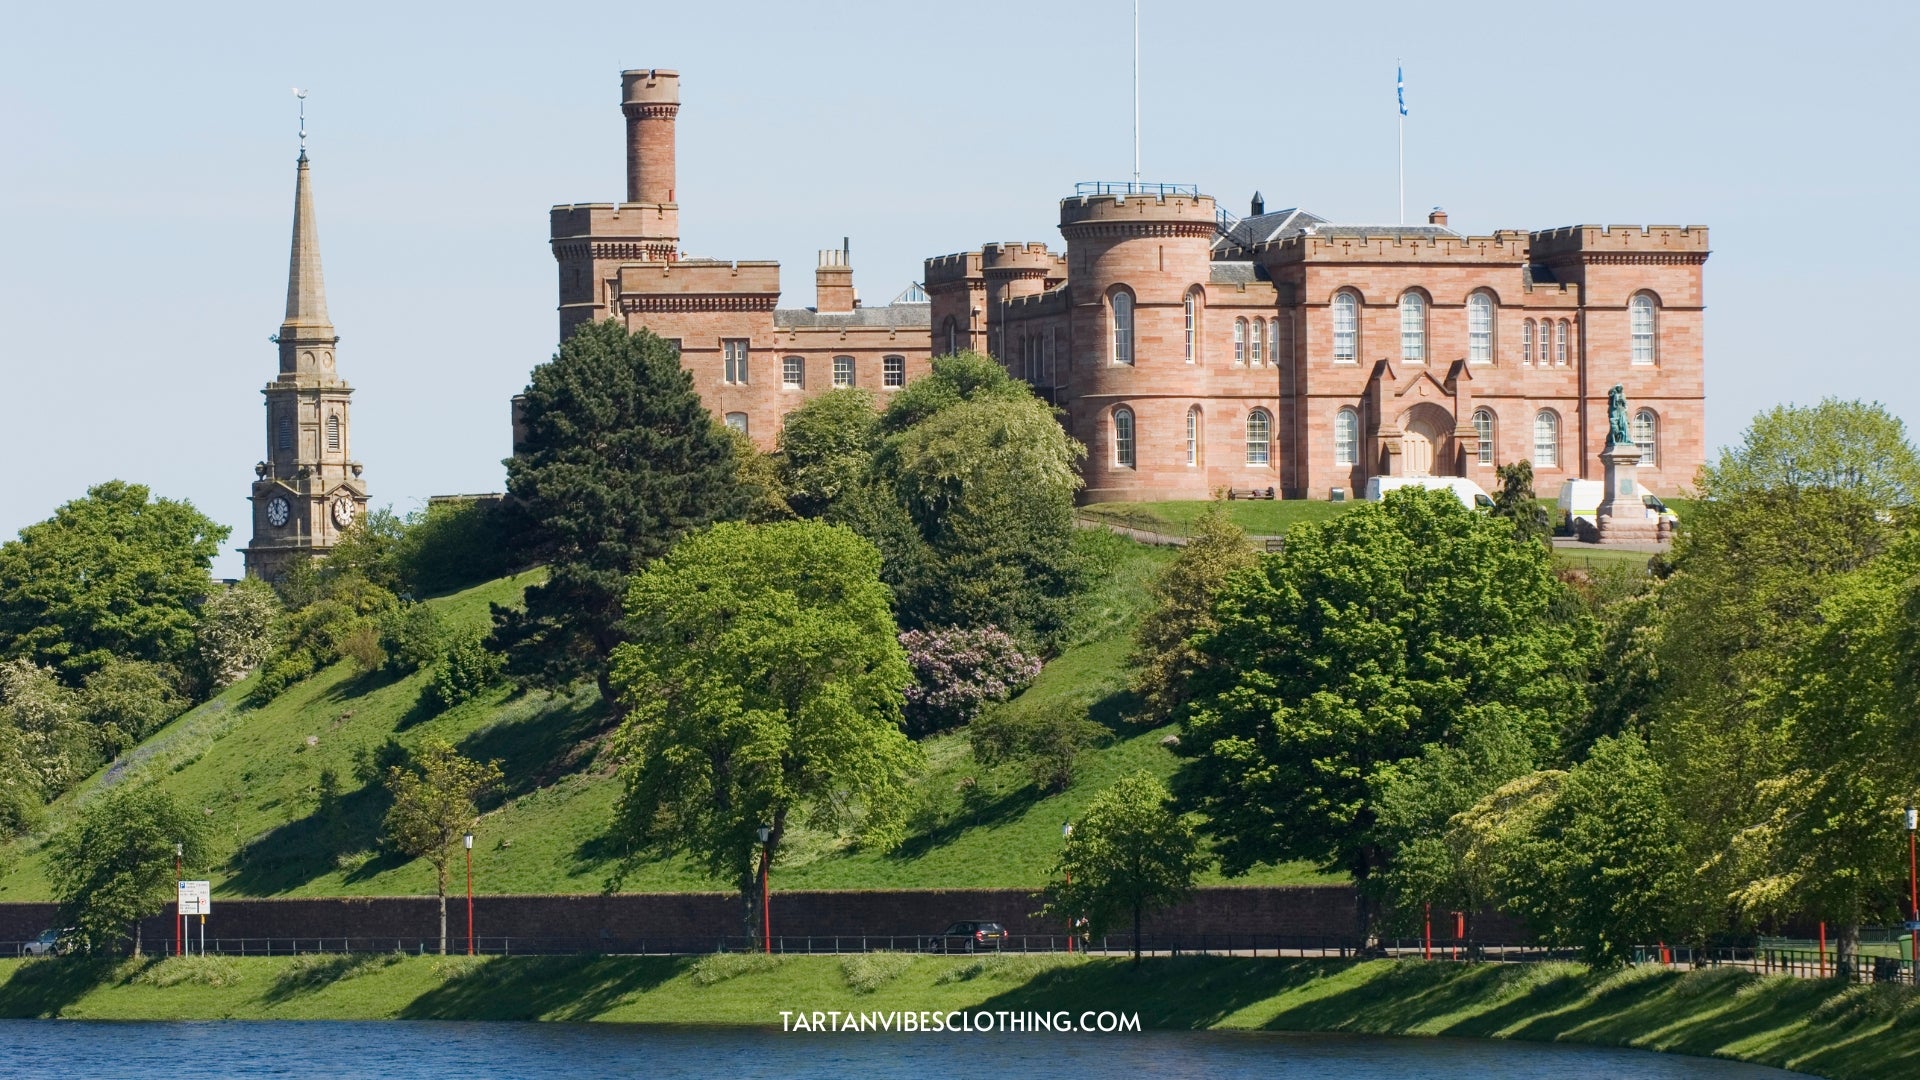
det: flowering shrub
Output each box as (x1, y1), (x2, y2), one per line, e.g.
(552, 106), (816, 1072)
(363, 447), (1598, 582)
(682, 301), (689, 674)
(899, 626), (1041, 738)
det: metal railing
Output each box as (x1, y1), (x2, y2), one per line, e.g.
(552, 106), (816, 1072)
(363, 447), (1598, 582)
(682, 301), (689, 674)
(1073, 181), (1199, 199)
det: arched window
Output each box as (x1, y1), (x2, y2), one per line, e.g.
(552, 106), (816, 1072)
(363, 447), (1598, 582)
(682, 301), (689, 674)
(1468, 292), (1494, 364)
(1250, 318), (1265, 365)
(1630, 294), (1656, 364)
(1633, 409), (1658, 465)
(1186, 406), (1202, 467)
(277, 413), (292, 451)
(883, 355), (906, 388)
(1246, 408), (1272, 466)
(1539, 319), (1551, 365)
(1473, 408), (1495, 466)
(1533, 410), (1559, 469)
(326, 414), (341, 452)
(782, 356), (805, 389)
(1334, 407), (1359, 466)
(1233, 318), (1247, 363)
(1110, 291), (1134, 365)
(725, 412), (749, 435)
(1184, 289), (1200, 364)
(833, 355), (855, 388)
(1522, 320), (1534, 366)
(1332, 291), (1359, 363)
(1555, 320), (1569, 365)
(1112, 407), (1136, 467)
(1399, 292), (1426, 364)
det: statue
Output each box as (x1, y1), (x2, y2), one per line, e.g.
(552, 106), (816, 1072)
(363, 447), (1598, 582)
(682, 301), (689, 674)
(1607, 384), (1631, 448)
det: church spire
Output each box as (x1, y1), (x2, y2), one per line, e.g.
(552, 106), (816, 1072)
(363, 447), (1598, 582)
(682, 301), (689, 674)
(281, 149), (333, 336)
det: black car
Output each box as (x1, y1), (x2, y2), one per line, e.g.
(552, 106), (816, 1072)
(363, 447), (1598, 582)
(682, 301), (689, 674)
(929, 921), (1008, 953)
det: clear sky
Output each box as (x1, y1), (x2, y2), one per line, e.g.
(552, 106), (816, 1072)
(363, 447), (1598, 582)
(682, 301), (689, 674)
(2, 1), (1913, 577)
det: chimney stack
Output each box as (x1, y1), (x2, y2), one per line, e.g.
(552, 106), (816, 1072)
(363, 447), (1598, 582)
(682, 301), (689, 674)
(621, 69), (680, 205)
(1427, 206), (1448, 227)
(816, 247), (854, 313)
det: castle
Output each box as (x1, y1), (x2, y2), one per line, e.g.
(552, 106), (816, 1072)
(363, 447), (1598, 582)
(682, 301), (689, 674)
(549, 69), (1706, 501)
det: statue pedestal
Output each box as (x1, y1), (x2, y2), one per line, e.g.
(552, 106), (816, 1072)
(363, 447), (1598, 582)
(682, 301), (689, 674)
(1595, 442), (1662, 544)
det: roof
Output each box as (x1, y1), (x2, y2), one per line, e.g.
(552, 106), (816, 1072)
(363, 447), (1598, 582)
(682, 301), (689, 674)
(1208, 261), (1270, 285)
(774, 303), (931, 329)
(1297, 224), (1459, 240)
(1212, 208), (1327, 253)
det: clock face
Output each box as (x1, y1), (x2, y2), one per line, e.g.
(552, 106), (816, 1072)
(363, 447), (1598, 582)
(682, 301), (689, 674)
(266, 496), (290, 528)
(331, 498), (356, 528)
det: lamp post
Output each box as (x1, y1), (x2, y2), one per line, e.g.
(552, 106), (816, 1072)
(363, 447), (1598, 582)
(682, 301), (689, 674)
(757, 823), (772, 955)
(1906, 806), (1917, 977)
(1062, 821), (1074, 954)
(464, 832), (475, 957)
(174, 843), (183, 958)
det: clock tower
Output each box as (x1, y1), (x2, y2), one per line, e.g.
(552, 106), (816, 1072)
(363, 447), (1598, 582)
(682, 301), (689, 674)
(243, 144), (368, 581)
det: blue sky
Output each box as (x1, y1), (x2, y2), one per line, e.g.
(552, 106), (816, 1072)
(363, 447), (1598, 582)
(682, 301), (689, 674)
(1, 1), (1913, 577)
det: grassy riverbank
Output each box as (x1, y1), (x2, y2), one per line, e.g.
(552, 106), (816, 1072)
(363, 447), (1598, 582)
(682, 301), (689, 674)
(0, 954), (1910, 1078)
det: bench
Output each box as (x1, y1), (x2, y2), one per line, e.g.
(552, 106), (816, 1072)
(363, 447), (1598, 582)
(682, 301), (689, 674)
(1225, 487), (1276, 500)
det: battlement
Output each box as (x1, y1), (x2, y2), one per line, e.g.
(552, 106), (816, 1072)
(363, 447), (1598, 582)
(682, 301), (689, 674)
(1005, 287), (1070, 318)
(924, 250), (984, 288)
(981, 241), (1060, 273)
(1060, 191), (1218, 231)
(1531, 224), (1710, 260)
(621, 68), (680, 109)
(615, 259), (781, 298)
(1257, 228), (1532, 264)
(550, 203), (678, 240)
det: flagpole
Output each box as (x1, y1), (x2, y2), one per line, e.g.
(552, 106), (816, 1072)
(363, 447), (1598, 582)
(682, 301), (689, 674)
(1397, 60), (1405, 225)
(1132, 0), (1141, 184)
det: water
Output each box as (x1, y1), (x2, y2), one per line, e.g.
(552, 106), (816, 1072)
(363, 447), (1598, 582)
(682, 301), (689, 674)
(0, 1021), (1802, 1078)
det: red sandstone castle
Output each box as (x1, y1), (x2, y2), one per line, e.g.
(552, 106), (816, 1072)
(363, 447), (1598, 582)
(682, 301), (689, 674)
(548, 70), (1707, 501)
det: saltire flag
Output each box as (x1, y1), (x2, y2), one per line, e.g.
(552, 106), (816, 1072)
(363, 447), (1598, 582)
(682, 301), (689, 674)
(1397, 65), (1407, 116)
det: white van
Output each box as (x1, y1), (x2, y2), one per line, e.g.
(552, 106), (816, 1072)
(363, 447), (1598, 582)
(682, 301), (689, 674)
(1556, 479), (1679, 531)
(1363, 476), (1495, 510)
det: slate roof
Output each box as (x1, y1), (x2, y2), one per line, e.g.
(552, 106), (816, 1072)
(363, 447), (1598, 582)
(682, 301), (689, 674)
(1212, 208), (1327, 253)
(1208, 261), (1270, 285)
(773, 303), (931, 329)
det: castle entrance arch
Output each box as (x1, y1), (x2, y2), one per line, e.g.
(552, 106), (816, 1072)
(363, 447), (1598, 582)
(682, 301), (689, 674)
(1399, 403), (1455, 477)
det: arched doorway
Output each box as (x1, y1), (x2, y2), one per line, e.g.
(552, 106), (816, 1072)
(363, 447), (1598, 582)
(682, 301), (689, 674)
(1399, 404), (1455, 477)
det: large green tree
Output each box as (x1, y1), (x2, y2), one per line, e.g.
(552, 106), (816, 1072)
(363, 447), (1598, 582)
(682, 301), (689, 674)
(0, 481), (227, 682)
(49, 784), (209, 955)
(1696, 398), (1920, 504)
(608, 521), (920, 936)
(493, 320), (747, 701)
(776, 387), (882, 519)
(1177, 488), (1588, 896)
(1129, 503), (1258, 725)
(1042, 771), (1209, 960)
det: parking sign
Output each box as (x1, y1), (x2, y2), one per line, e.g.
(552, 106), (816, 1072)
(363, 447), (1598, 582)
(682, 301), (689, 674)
(178, 880), (211, 916)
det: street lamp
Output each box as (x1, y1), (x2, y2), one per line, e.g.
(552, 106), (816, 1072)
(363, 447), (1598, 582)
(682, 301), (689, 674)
(1906, 806), (1917, 976)
(174, 842), (183, 957)
(464, 832), (475, 957)
(1062, 821), (1074, 954)
(756, 824), (773, 955)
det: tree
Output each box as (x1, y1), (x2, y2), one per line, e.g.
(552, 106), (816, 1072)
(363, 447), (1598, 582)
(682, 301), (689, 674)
(0, 659), (95, 803)
(899, 626), (1041, 738)
(78, 658), (184, 755)
(1177, 488), (1588, 898)
(383, 738), (502, 955)
(608, 521), (920, 936)
(970, 702), (1107, 793)
(193, 578), (282, 691)
(877, 351), (1030, 436)
(1129, 503), (1258, 725)
(0, 481), (227, 682)
(725, 427), (794, 524)
(493, 320), (747, 702)
(1490, 460), (1552, 544)
(1697, 399), (1920, 505)
(1042, 771), (1208, 960)
(48, 784), (208, 955)
(776, 388), (882, 519)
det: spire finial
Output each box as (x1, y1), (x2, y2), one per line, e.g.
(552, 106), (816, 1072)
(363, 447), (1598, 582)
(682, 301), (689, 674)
(292, 87), (308, 159)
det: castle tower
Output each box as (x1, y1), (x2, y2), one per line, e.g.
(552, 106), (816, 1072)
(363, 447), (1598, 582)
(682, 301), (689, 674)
(243, 148), (368, 582)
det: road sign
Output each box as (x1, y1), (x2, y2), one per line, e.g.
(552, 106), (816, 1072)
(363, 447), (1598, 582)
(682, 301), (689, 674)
(178, 880), (211, 916)
(1904, 921), (1920, 931)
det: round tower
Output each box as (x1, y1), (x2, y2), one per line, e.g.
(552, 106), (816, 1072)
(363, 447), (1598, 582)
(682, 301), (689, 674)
(622, 68), (679, 205)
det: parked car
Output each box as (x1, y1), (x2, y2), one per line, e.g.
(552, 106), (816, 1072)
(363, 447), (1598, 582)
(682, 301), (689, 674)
(1363, 475), (1495, 510)
(19, 928), (73, 957)
(927, 921), (1008, 953)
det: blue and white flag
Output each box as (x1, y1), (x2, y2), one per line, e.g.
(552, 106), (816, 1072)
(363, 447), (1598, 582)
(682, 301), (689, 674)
(1397, 65), (1407, 116)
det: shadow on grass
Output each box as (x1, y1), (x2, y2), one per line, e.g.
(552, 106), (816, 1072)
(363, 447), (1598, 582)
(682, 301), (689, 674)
(0, 957), (127, 1018)
(972, 956), (1343, 1030)
(456, 691), (608, 804)
(397, 955), (687, 1021)
(262, 952), (407, 1005)
(888, 783), (1052, 861)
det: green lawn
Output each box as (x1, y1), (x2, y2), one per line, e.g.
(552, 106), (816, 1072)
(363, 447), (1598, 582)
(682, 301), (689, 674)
(0, 533), (1333, 901)
(1080, 499), (1353, 537)
(0, 953), (1908, 1079)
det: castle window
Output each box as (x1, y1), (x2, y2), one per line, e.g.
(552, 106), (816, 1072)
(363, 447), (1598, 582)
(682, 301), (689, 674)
(1250, 318), (1264, 365)
(782, 356), (805, 389)
(833, 355), (855, 388)
(1468, 293), (1494, 364)
(1631, 294), (1656, 364)
(1246, 408), (1272, 467)
(1271, 318), (1282, 366)
(1186, 406), (1202, 467)
(1334, 408), (1358, 467)
(1399, 292), (1426, 364)
(884, 355), (906, 389)
(277, 413), (292, 451)
(1473, 408), (1495, 466)
(1539, 319), (1551, 365)
(1234, 318), (1247, 363)
(723, 340), (750, 384)
(1110, 291), (1134, 365)
(943, 317), (958, 356)
(1184, 289), (1200, 364)
(1556, 320), (1569, 365)
(1533, 410), (1560, 468)
(1522, 320), (1534, 365)
(326, 414), (341, 452)
(1112, 407), (1136, 468)
(1633, 409), (1658, 465)
(1332, 291), (1359, 363)
(725, 412), (749, 434)
(1044, 329), (1056, 385)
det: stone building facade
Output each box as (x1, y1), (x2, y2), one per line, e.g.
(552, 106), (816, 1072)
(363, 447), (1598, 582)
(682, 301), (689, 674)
(243, 148), (368, 580)
(546, 70), (932, 448)
(930, 191), (1707, 501)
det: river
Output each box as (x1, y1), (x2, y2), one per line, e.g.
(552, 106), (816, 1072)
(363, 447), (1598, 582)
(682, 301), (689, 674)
(0, 1021), (1804, 1078)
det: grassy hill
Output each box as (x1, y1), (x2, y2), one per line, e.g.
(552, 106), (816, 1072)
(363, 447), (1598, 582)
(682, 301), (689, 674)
(0, 533), (1333, 902)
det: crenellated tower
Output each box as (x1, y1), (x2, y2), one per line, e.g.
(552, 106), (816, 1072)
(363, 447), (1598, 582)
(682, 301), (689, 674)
(243, 147), (368, 581)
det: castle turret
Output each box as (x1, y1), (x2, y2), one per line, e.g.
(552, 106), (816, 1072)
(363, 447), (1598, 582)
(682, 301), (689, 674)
(623, 68), (679, 206)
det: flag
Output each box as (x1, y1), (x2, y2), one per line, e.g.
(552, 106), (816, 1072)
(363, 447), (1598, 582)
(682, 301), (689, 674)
(1397, 65), (1407, 117)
